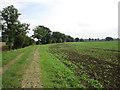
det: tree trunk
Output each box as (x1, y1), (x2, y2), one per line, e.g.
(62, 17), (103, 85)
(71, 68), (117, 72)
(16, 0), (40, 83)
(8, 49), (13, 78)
(8, 45), (11, 50)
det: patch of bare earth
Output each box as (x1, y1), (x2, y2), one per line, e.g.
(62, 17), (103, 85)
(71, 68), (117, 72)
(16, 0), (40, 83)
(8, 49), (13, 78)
(0, 53), (24, 74)
(21, 47), (43, 88)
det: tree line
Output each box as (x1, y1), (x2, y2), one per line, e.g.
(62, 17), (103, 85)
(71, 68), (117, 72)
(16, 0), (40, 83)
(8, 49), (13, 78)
(32, 25), (75, 44)
(1, 5), (35, 50)
(0, 5), (76, 50)
(0, 5), (116, 50)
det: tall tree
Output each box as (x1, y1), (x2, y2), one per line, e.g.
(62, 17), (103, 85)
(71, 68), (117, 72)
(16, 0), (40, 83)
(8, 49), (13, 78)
(89, 38), (91, 41)
(75, 37), (79, 42)
(1, 5), (30, 49)
(66, 35), (74, 42)
(52, 32), (66, 43)
(79, 38), (84, 42)
(13, 22), (30, 49)
(33, 25), (52, 44)
(1, 5), (21, 50)
(61, 33), (67, 42)
(105, 37), (113, 41)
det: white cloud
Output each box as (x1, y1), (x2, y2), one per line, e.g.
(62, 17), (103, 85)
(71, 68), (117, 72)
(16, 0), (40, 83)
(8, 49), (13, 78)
(0, 0), (119, 38)
(0, 0), (26, 10)
(23, 0), (55, 5)
(41, 0), (119, 38)
(0, 0), (56, 10)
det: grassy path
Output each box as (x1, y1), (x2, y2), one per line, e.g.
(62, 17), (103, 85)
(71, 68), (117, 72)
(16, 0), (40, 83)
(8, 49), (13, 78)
(2, 46), (36, 88)
(21, 46), (43, 88)
(0, 53), (24, 74)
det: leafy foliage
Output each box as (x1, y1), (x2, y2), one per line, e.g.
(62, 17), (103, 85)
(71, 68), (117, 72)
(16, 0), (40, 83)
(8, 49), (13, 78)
(105, 37), (113, 41)
(75, 38), (79, 42)
(1, 5), (35, 50)
(32, 26), (75, 44)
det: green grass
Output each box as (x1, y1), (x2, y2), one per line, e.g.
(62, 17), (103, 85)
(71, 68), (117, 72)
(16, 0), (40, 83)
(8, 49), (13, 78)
(2, 46), (36, 88)
(64, 41), (119, 64)
(49, 41), (119, 88)
(69, 41), (119, 50)
(39, 44), (85, 88)
(2, 47), (31, 67)
(2, 41), (119, 88)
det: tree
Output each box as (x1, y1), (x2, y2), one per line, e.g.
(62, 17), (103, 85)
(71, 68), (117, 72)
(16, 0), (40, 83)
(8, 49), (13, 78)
(80, 38), (84, 42)
(51, 36), (57, 43)
(0, 12), (4, 41)
(13, 22), (30, 49)
(52, 32), (61, 43)
(41, 34), (52, 44)
(22, 36), (35, 47)
(66, 35), (74, 42)
(75, 38), (79, 42)
(1, 5), (30, 49)
(33, 25), (52, 44)
(60, 33), (67, 42)
(97, 38), (99, 41)
(13, 35), (25, 49)
(29, 38), (35, 45)
(105, 37), (113, 41)
(1, 5), (21, 50)
(52, 32), (66, 43)
(89, 38), (91, 41)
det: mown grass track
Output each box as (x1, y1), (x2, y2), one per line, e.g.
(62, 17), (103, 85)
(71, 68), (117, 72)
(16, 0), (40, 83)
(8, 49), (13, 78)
(2, 46), (36, 88)
(21, 46), (43, 88)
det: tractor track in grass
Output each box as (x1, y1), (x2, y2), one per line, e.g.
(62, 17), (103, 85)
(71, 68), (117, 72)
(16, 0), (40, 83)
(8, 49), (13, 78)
(0, 53), (24, 74)
(21, 47), (43, 88)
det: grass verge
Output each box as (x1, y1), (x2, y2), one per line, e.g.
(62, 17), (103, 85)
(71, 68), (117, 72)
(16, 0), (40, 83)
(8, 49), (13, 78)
(39, 44), (85, 88)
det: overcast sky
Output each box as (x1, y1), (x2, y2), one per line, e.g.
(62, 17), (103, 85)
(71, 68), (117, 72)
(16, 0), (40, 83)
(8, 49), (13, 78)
(0, 0), (119, 39)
